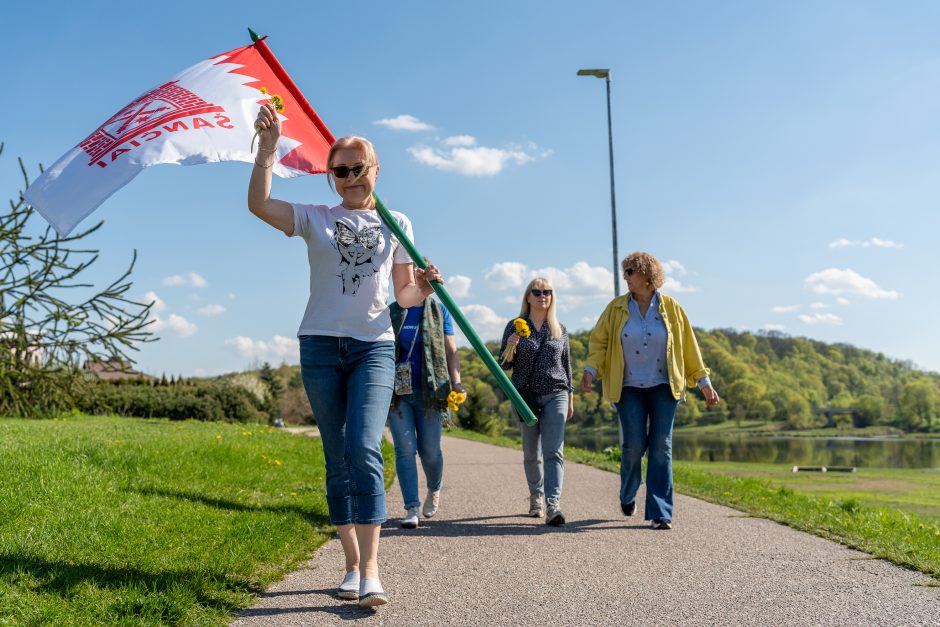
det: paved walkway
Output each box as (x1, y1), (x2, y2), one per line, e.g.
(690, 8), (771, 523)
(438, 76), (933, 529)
(234, 435), (937, 626)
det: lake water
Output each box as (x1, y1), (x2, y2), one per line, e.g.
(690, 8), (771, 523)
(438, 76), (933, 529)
(562, 430), (940, 469)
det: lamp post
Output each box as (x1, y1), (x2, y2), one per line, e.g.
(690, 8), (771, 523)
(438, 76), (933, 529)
(577, 68), (620, 296)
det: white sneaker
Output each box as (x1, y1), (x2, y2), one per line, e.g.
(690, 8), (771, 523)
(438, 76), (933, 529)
(337, 571), (360, 600)
(359, 577), (388, 607)
(422, 489), (441, 518)
(528, 494), (545, 518)
(401, 506), (420, 529)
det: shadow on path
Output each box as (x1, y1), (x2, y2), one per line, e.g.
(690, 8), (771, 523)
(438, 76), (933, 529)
(236, 588), (377, 622)
(380, 514), (649, 538)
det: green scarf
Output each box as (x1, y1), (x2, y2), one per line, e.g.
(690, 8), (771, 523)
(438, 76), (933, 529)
(389, 300), (452, 410)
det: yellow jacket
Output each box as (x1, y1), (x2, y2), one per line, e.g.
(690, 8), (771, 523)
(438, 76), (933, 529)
(585, 293), (710, 403)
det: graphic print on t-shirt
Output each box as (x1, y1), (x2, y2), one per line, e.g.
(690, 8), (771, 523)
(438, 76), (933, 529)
(334, 222), (384, 295)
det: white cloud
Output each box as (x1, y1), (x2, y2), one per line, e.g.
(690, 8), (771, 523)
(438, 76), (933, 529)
(662, 277), (698, 293)
(162, 272), (208, 288)
(804, 268), (899, 300)
(144, 291), (167, 313)
(197, 304), (226, 316)
(225, 335), (299, 361)
(829, 237), (904, 249)
(150, 313), (197, 337)
(660, 259), (698, 293)
(661, 260), (688, 276)
(580, 315), (600, 329)
(809, 302), (830, 309)
(409, 141), (549, 176)
(484, 262), (529, 290)
(483, 260), (615, 310)
(447, 275), (472, 298)
(836, 297), (850, 305)
(458, 304), (507, 344)
(443, 135), (477, 147)
(372, 114), (433, 132)
(762, 323), (785, 332)
(772, 305), (800, 313)
(798, 312), (843, 326)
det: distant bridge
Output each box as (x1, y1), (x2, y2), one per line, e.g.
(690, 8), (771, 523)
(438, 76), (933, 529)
(814, 407), (859, 428)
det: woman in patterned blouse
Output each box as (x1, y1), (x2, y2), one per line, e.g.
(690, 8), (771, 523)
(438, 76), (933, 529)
(500, 277), (574, 526)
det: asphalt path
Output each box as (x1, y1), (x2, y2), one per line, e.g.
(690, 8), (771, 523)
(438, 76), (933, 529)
(233, 434), (938, 626)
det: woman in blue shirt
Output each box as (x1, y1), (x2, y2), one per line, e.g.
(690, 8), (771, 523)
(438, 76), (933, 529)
(387, 296), (463, 529)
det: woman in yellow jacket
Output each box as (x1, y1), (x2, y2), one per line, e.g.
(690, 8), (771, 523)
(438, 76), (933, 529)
(580, 252), (719, 529)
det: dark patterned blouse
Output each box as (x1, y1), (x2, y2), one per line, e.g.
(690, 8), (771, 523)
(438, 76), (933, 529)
(499, 317), (573, 395)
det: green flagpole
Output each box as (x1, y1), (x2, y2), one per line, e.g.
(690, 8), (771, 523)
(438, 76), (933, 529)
(246, 28), (536, 426)
(373, 195), (538, 426)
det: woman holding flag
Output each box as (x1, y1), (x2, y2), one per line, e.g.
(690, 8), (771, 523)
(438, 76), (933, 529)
(248, 102), (443, 607)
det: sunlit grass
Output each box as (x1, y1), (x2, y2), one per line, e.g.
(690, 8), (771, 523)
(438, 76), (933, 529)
(0, 414), (394, 625)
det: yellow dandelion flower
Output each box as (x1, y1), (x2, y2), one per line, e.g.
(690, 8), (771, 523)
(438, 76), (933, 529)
(271, 94), (285, 112)
(259, 87), (268, 94)
(215, 435), (222, 440)
(275, 459), (282, 466)
(513, 318), (531, 338)
(290, 492), (297, 497)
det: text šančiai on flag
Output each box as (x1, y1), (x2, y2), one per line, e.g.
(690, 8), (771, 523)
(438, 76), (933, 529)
(25, 41), (332, 236)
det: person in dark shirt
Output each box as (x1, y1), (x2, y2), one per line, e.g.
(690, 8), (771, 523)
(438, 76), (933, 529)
(500, 277), (573, 526)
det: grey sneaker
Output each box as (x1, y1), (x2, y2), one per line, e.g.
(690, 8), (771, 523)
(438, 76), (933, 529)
(401, 506), (420, 529)
(546, 505), (566, 526)
(422, 489), (441, 518)
(528, 494), (545, 518)
(651, 519), (673, 530)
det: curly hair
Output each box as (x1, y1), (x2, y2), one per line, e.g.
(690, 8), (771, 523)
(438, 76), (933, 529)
(621, 252), (665, 291)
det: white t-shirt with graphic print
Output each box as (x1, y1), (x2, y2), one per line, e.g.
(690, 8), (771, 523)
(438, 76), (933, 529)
(291, 203), (413, 342)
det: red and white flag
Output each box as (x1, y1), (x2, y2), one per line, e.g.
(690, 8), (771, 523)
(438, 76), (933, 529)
(25, 39), (334, 236)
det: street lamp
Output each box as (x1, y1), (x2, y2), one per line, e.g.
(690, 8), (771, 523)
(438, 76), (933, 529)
(577, 68), (620, 296)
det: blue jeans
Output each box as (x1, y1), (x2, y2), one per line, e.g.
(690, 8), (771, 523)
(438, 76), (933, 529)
(299, 335), (395, 525)
(520, 391), (569, 508)
(616, 384), (679, 522)
(387, 387), (446, 509)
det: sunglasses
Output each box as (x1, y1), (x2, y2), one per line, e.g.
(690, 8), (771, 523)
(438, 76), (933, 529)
(624, 267), (636, 276)
(331, 164), (372, 179)
(530, 289), (553, 297)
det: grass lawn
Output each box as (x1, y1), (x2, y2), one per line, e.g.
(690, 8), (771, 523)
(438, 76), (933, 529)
(446, 427), (940, 583)
(0, 414), (394, 625)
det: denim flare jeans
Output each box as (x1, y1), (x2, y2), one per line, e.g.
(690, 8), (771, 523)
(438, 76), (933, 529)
(299, 335), (395, 525)
(520, 391), (569, 508)
(615, 384), (679, 522)
(386, 387), (447, 510)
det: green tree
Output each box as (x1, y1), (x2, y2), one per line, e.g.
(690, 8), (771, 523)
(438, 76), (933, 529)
(898, 379), (939, 431)
(258, 361), (285, 424)
(726, 379), (767, 426)
(855, 394), (885, 427)
(1, 144), (154, 417)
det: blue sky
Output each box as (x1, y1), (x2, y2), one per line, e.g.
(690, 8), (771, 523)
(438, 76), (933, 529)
(2, 1), (938, 376)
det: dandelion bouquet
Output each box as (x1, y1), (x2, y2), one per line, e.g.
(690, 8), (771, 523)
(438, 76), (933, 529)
(500, 318), (531, 365)
(447, 390), (467, 412)
(251, 86), (285, 153)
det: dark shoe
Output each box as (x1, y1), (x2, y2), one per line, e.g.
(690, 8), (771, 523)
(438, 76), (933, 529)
(651, 519), (672, 530)
(546, 506), (566, 526)
(620, 501), (636, 517)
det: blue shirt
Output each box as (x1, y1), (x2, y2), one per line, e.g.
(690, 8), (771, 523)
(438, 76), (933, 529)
(398, 302), (454, 389)
(621, 292), (670, 388)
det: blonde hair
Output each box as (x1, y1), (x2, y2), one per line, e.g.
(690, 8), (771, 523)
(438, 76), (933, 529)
(519, 277), (562, 339)
(326, 136), (379, 207)
(621, 251), (665, 290)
